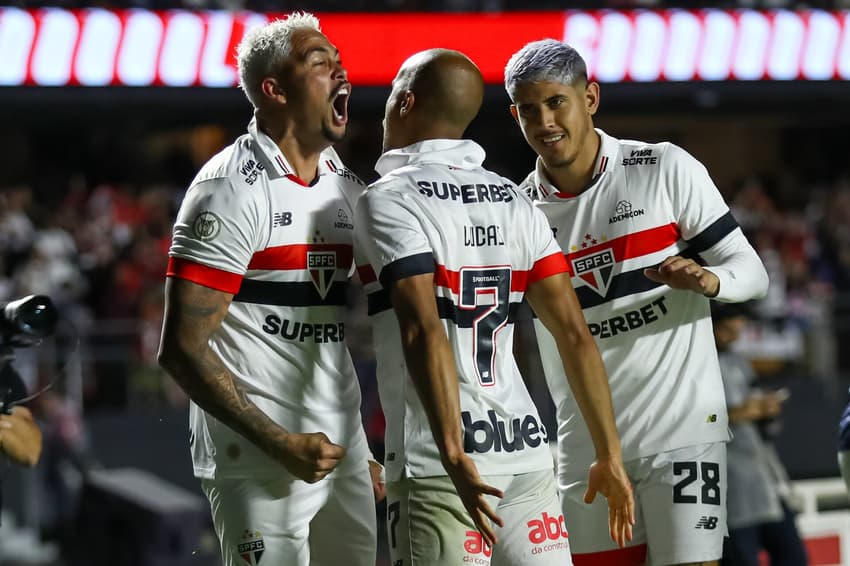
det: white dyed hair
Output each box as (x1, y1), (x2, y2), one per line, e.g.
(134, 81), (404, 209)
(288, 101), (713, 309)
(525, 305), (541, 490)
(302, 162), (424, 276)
(236, 12), (321, 108)
(504, 39), (588, 101)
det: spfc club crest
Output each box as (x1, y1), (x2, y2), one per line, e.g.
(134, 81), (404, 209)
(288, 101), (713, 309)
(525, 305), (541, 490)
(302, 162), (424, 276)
(571, 248), (615, 298)
(307, 251), (337, 299)
(237, 530), (265, 565)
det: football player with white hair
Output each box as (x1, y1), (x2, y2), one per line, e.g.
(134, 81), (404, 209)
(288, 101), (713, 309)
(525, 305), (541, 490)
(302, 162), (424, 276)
(158, 13), (378, 566)
(505, 39), (769, 566)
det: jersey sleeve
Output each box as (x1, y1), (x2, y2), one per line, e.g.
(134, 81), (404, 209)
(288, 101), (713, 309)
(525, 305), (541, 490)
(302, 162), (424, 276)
(662, 144), (768, 302)
(354, 183), (434, 288)
(168, 177), (267, 294)
(664, 144), (739, 251)
(527, 204), (569, 284)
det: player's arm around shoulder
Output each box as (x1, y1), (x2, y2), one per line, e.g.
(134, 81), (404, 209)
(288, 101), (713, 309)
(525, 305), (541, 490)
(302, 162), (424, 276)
(525, 273), (634, 548)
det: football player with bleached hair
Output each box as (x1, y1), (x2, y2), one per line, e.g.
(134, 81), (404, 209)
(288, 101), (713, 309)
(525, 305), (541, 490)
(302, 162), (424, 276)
(159, 12), (379, 566)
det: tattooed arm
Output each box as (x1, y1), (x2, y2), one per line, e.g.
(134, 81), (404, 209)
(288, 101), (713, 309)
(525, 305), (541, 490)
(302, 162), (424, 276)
(157, 277), (345, 482)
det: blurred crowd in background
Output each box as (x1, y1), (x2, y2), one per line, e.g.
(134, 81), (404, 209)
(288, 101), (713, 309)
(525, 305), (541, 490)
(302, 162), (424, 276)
(2, 116), (848, 417)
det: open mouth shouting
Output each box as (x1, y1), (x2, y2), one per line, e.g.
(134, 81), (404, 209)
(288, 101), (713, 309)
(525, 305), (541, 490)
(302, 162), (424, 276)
(331, 84), (350, 126)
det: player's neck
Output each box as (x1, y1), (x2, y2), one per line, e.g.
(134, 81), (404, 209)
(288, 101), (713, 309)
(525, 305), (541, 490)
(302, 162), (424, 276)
(402, 119), (464, 149)
(257, 116), (324, 184)
(277, 136), (323, 183)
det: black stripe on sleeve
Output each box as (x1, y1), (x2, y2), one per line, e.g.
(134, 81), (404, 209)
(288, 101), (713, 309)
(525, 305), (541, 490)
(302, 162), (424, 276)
(379, 252), (435, 288)
(233, 280), (349, 307)
(684, 211), (739, 255)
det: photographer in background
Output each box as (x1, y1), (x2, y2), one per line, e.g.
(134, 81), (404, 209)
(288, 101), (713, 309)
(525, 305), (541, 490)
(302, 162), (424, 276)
(0, 295), (58, 469)
(838, 397), (850, 494)
(0, 403), (42, 467)
(713, 302), (807, 566)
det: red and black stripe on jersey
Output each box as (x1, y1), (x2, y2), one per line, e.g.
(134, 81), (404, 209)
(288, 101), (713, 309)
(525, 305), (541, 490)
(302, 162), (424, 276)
(167, 240), (353, 307)
(566, 211), (739, 309)
(362, 250), (566, 320)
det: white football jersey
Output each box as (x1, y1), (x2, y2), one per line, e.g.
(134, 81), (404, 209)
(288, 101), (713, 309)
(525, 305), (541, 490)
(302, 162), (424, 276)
(168, 118), (370, 480)
(354, 139), (567, 481)
(521, 129), (742, 477)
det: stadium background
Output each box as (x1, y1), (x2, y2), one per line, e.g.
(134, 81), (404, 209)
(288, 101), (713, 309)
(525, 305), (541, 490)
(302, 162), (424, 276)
(1, 2), (850, 564)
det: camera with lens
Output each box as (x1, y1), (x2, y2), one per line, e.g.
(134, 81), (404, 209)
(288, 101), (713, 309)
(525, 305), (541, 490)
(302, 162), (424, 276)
(0, 295), (57, 414)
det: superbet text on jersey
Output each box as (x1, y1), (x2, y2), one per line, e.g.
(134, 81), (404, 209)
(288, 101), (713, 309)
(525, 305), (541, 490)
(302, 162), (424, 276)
(522, 129), (735, 478)
(168, 117), (370, 480)
(354, 139), (568, 482)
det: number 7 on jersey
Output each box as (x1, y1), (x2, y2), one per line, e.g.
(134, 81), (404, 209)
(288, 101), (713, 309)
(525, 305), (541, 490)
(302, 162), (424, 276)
(459, 267), (512, 387)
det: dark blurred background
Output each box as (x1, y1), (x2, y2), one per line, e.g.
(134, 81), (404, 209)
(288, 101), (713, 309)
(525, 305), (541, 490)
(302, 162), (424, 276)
(1, 1), (850, 564)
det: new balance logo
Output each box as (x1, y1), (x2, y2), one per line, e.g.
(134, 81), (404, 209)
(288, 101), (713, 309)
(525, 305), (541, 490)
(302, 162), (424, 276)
(695, 516), (719, 530)
(273, 212), (292, 227)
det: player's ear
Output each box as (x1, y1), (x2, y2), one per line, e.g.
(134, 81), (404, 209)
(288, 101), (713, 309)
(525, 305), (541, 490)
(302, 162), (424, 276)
(585, 81), (600, 116)
(509, 104), (519, 124)
(399, 90), (415, 117)
(261, 77), (286, 104)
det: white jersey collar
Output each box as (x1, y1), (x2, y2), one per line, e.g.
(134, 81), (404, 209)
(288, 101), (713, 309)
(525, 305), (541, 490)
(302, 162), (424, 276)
(534, 128), (618, 200)
(247, 116), (336, 182)
(375, 139), (486, 177)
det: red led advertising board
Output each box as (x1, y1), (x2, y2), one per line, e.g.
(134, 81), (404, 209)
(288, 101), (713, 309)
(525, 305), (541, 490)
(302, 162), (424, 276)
(0, 7), (847, 87)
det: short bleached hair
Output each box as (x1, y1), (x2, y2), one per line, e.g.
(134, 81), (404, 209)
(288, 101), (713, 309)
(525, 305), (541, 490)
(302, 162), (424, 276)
(236, 12), (321, 108)
(504, 39), (588, 101)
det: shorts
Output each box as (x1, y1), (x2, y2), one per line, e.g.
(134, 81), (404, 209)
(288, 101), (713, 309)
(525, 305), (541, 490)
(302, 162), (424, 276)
(201, 467), (376, 566)
(562, 442), (727, 566)
(386, 469), (571, 566)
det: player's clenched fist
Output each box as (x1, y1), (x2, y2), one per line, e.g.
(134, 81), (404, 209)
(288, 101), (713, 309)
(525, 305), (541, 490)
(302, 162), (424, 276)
(275, 432), (346, 483)
(644, 255), (720, 297)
